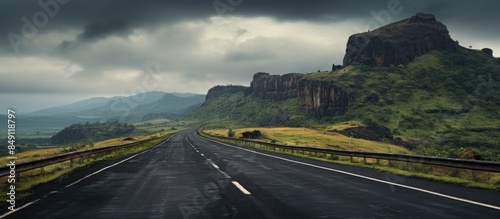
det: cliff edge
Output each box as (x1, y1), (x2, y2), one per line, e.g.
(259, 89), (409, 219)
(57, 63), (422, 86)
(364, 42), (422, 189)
(343, 13), (457, 66)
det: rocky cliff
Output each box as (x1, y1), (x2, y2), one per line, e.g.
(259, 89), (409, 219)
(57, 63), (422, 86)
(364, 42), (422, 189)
(205, 85), (247, 101)
(297, 79), (350, 117)
(343, 13), (457, 66)
(246, 72), (350, 117)
(248, 72), (304, 100)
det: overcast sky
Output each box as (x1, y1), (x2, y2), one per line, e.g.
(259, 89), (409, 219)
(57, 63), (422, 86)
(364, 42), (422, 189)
(1, 0), (499, 112)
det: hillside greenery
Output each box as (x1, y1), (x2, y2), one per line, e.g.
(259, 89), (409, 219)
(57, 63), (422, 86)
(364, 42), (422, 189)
(50, 121), (135, 145)
(325, 48), (500, 160)
(185, 91), (314, 129)
(186, 48), (500, 161)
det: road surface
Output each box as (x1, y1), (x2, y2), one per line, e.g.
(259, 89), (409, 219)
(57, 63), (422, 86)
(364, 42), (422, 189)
(3, 129), (499, 218)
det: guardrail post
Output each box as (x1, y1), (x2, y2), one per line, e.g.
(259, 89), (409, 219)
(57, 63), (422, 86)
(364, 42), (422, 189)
(471, 170), (478, 181)
(350, 156), (353, 163)
(363, 157), (367, 165)
(376, 159), (380, 165)
(70, 159), (74, 168)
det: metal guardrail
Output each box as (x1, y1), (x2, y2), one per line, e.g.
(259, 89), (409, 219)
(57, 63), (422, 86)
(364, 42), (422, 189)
(0, 137), (163, 177)
(201, 132), (500, 173)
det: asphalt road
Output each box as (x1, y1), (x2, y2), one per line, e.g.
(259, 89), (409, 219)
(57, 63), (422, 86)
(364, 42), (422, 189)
(3, 129), (499, 218)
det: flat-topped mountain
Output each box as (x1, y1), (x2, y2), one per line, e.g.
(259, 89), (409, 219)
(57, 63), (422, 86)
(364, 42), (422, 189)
(343, 13), (458, 66)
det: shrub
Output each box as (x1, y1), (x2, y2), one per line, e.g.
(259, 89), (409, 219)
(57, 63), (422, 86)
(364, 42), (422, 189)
(227, 129), (235, 138)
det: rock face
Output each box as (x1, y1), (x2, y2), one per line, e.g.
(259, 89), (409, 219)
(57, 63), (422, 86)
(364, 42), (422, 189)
(482, 48), (493, 57)
(205, 85), (247, 101)
(297, 79), (350, 117)
(247, 72), (350, 117)
(248, 72), (305, 101)
(343, 13), (457, 66)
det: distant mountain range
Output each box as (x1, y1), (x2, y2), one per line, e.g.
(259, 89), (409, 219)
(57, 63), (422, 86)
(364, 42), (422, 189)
(0, 92), (205, 130)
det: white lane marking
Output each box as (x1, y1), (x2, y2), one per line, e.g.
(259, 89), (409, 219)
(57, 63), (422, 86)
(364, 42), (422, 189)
(207, 159), (220, 169)
(65, 148), (148, 188)
(68, 133), (177, 188)
(187, 136), (230, 178)
(0, 199), (40, 219)
(232, 181), (251, 195)
(199, 134), (500, 211)
(64, 134), (174, 188)
(219, 170), (231, 179)
(207, 159), (231, 179)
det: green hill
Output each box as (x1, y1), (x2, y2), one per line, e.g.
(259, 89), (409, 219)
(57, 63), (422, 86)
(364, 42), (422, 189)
(186, 48), (500, 161)
(51, 121), (135, 145)
(186, 91), (304, 128)
(320, 48), (499, 156)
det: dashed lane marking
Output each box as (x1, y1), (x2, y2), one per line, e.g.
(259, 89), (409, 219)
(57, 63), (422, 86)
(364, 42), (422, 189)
(232, 181), (251, 195)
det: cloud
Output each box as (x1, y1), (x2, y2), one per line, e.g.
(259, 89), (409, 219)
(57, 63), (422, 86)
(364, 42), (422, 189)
(224, 37), (279, 62)
(77, 20), (130, 42)
(55, 20), (131, 53)
(0, 0), (499, 111)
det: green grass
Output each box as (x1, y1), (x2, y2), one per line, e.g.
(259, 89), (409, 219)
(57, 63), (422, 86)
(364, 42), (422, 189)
(325, 121), (365, 131)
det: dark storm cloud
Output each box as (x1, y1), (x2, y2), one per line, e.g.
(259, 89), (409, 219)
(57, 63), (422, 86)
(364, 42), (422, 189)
(0, 0), (213, 52)
(2, 0), (500, 53)
(2, 0), (500, 112)
(55, 20), (131, 53)
(77, 20), (130, 43)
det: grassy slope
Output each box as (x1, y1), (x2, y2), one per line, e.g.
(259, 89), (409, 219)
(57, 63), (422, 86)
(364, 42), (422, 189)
(204, 127), (409, 154)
